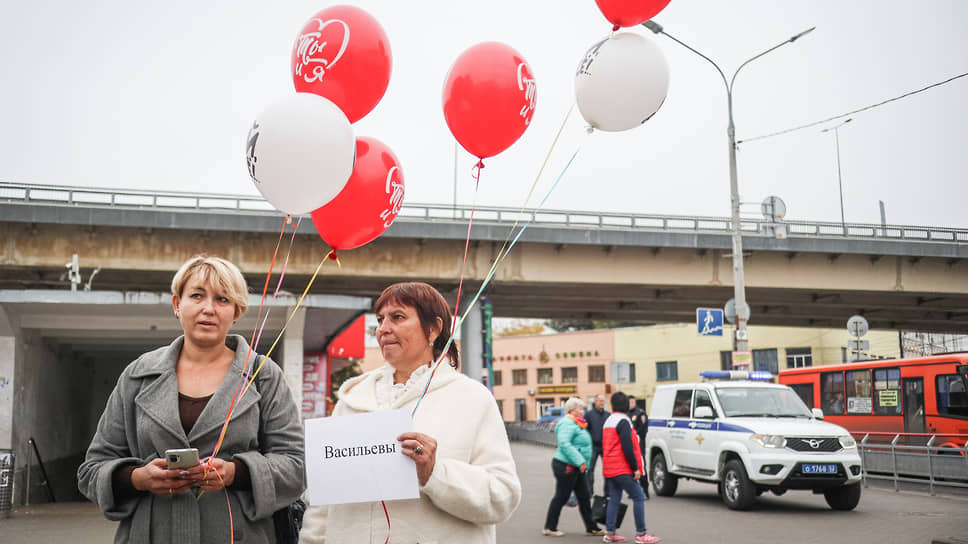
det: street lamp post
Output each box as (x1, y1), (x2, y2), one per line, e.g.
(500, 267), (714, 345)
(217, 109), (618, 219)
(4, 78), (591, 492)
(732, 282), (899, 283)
(821, 118), (852, 235)
(642, 21), (815, 353)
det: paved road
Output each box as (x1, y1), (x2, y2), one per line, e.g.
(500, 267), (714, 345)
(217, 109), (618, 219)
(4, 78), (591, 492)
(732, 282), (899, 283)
(3, 441), (966, 543)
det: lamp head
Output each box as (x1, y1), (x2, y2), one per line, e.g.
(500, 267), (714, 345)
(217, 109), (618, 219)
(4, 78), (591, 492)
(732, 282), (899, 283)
(641, 20), (663, 34)
(789, 26), (816, 43)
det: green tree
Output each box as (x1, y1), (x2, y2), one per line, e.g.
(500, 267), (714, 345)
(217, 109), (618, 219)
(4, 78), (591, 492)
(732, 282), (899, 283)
(545, 319), (647, 332)
(329, 361), (362, 404)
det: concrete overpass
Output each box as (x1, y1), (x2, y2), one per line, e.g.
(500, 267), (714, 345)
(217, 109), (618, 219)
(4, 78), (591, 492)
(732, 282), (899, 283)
(1, 182), (966, 331)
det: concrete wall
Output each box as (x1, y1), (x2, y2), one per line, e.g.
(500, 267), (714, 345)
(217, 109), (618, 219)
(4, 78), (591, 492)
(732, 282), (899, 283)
(11, 331), (91, 504)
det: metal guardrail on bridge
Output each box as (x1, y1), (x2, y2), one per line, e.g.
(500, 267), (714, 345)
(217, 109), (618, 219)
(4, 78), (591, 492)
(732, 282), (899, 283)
(2, 181), (967, 244)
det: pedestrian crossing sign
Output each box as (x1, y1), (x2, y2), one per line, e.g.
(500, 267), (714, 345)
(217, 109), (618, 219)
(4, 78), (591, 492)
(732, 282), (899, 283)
(697, 308), (724, 336)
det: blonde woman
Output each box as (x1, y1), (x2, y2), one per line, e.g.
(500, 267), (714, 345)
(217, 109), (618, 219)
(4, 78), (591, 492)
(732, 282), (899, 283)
(78, 255), (305, 543)
(542, 397), (603, 537)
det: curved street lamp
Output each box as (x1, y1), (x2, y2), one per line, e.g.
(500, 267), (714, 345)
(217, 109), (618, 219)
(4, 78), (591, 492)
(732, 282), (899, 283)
(642, 20), (815, 353)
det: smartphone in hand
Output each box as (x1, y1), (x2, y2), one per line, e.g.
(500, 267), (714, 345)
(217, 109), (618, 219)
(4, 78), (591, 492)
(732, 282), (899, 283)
(165, 448), (200, 470)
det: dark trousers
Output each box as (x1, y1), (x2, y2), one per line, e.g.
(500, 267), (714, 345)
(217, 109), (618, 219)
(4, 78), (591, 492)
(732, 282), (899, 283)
(545, 458), (599, 532)
(586, 444), (604, 494)
(639, 437), (650, 497)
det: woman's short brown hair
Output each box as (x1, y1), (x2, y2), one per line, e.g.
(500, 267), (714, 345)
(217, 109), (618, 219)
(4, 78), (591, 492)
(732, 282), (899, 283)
(171, 255), (249, 319)
(374, 282), (460, 368)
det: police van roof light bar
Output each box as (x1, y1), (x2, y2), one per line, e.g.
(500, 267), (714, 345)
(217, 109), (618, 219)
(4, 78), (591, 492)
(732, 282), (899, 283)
(700, 370), (774, 381)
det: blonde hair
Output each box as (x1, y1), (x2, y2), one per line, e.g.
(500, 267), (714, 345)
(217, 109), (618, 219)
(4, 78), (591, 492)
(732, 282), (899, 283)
(564, 397), (585, 413)
(171, 255), (249, 319)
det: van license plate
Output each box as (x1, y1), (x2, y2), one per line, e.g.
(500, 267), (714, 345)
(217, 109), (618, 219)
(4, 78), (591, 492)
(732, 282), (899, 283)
(802, 464), (838, 474)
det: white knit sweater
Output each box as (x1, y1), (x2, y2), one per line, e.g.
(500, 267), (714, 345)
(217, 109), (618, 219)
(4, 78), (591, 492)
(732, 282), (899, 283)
(300, 362), (521, 544)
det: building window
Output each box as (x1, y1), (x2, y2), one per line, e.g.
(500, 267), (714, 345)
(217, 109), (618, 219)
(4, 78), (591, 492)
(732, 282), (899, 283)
(537, 368), (554, 384)
(656, 361), (678, 381)
(720, 351), (732, 370)
(786, 347), (813, 368)
(753, 348), (778, 375)
(588, 365), (606, 382)
(492, 370), (502, 386)
(561, 367), (578, 383)
(512, 369), (528, 385)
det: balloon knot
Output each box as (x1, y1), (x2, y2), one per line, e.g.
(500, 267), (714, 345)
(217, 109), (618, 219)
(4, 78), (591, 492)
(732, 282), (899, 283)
(612, 24), (620, 32)
(476, 159), (485, 169)
(328, 251), (338, 261)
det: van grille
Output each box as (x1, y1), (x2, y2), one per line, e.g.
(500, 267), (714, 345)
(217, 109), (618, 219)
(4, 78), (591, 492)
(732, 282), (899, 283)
(786, 437), (841, 452)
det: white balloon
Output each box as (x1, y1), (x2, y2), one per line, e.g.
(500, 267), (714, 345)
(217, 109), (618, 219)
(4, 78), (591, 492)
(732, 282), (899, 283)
(245, 93), (355, 215)
(575, 32), (670, 132)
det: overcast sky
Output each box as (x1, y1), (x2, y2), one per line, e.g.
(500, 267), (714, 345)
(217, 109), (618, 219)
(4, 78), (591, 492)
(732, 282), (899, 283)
(2, 0), (966, 228)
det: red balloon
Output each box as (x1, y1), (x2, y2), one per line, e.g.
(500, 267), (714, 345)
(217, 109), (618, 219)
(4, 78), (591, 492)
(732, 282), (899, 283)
(310, 137), (404, 250)
(442, 42), (537, 160)
(594, 0), (671, 28)
(291, 5), (392, 123)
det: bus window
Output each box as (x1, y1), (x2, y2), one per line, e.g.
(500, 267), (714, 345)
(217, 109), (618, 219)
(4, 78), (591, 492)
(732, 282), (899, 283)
(873, 368), (902, 416)
(937, 374), (968, 418)
(845, 369), (872, 414)
(789, 383), (814, 409)
(821, 371), (844, 415)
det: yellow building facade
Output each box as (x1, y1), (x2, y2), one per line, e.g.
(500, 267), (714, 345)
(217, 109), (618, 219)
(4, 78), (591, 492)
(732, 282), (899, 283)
(356, 322), (900, 422)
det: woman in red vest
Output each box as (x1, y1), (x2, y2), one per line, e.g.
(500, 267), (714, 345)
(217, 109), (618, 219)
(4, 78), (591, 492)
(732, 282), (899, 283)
(601, 392), (660, 543)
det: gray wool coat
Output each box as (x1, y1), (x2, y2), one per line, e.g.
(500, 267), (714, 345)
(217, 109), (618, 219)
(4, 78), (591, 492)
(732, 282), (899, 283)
(77, 334), (306, 544)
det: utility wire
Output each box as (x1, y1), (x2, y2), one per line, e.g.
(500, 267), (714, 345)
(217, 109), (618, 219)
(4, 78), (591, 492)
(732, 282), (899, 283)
(737, 71), (968, 145)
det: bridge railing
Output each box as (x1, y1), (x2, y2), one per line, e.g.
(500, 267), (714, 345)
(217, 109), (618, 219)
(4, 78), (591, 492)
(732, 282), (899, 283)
(2, 181), (966, 243)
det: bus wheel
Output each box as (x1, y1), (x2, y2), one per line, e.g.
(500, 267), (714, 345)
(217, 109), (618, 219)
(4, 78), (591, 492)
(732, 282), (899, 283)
(824, 484), (861, 511)
(721, 460), (755, 510)
(651, 452), (678, 496)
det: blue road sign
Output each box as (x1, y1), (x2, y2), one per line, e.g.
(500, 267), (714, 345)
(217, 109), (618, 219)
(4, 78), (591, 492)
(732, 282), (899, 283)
(697, 308), (724, 336)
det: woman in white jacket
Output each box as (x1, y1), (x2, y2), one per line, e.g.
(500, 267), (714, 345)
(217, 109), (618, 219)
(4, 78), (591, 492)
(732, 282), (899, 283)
(300, 282), (521, 544)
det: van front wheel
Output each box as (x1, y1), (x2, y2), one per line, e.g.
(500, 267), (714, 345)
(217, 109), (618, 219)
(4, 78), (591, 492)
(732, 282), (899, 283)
(824, 484), (861, 511)
(721, 459), (755, 510)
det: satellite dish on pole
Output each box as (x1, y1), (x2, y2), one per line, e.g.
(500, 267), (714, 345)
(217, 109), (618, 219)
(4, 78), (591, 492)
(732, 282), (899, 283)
(761, 196), (786, 221)
(724, 298), (751, 325)
(847, 315), (869, 337)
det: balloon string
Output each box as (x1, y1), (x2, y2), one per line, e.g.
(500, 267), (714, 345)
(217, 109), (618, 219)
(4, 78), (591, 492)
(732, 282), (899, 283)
(273, 216), (301, 297)
(413, 124), (588, 417)
(210, 214), (289, 461)
(451, 162), (483, 334)
(381, 500), (391, 544)
(241, 250), (340, 399)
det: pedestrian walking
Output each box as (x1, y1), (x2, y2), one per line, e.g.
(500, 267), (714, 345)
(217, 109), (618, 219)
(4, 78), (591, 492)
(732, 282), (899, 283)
(584, 393), (610, 496)
(542, 397), (605, 537)
(601, 392), (660, 543)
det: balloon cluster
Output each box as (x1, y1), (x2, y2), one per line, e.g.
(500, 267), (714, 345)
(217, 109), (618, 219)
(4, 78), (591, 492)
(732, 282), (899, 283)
(577, 0), (672, 131)
(246, 5), (403, 251)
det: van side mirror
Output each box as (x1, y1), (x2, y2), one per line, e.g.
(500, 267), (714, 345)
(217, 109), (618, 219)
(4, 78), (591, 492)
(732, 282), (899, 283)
(812, 408), (824, 420)
(694, 406), (714, 419)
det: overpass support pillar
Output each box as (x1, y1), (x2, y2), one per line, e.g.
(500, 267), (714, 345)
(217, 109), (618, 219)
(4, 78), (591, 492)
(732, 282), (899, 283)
(460, 301), (483, 383)
(0, 305), (20, 451)
(279, 307), (306, 410)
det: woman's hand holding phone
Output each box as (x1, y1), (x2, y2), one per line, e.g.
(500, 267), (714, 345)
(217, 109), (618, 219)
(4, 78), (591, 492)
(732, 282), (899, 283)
(131, 458), (197, 496)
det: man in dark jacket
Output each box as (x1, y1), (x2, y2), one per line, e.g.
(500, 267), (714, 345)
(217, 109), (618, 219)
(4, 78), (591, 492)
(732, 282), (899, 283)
(584, 393), (610, 495)
(627, 395), (650, 499)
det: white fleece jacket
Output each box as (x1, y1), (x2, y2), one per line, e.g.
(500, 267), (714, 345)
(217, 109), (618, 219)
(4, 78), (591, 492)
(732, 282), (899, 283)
(300, 362), (521, 544)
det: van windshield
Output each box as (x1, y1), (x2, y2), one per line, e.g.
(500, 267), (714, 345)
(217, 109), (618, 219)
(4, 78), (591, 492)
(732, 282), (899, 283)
(715, 387), (813, 418)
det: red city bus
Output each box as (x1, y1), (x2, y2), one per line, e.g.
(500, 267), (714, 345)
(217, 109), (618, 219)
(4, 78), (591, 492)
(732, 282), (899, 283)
(778, 353), (968, 450)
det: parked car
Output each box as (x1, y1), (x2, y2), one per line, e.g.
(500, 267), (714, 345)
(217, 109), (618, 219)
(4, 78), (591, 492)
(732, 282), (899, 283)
(645, 371), (863, 511)
(537, 406), (565, 424)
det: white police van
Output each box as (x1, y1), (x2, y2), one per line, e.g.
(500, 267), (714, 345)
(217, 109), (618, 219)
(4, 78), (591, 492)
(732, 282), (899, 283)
(645, 371), (863, 511)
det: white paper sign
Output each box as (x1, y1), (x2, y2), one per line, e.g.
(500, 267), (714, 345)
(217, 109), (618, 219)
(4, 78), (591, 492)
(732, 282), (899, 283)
(304, 409), (420, 505)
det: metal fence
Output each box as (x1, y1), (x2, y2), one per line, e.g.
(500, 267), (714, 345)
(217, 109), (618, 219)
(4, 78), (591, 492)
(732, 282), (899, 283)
(3, 181), (967, 244)
(857, 432), (968, 495)
(505, 422), (557, 448)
